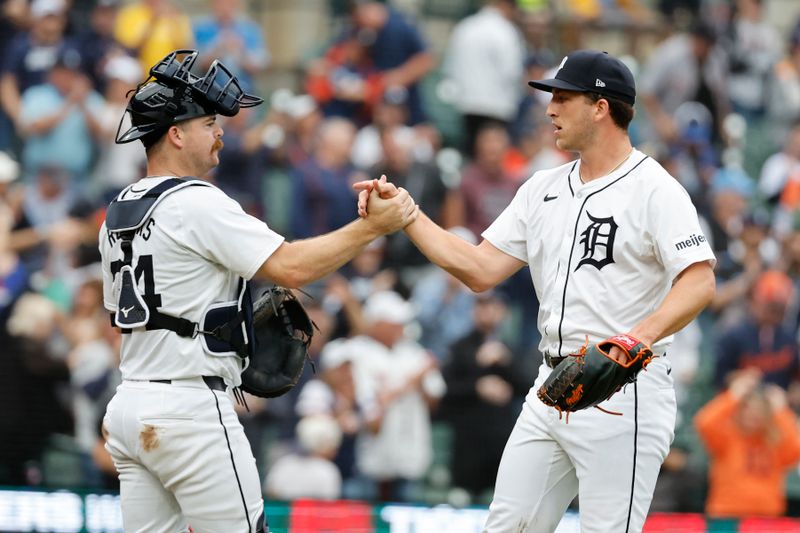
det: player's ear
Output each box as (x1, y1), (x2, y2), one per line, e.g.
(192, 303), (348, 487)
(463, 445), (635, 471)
(594, 98), (610, 122)
(166, 125), (184, 148)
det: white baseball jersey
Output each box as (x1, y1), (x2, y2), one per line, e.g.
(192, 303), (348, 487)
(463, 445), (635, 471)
(99, 176), (284, 386)
(480, 149), (715, 533)
(483, 149), (715, 358)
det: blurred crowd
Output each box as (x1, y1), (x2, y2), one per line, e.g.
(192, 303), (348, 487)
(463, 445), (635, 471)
(3, 0), (800, 520)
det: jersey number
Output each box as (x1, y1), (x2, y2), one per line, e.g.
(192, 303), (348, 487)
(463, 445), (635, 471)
(110, 255), (163, 309)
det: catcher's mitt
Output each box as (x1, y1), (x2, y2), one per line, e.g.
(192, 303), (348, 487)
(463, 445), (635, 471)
(240, 287), (315, 398)
(537, 334), (654, 415)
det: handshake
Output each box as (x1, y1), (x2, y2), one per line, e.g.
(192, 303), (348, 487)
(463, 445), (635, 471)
(352, 175), (418, 235)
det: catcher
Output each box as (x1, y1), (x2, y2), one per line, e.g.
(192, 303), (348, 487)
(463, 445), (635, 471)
(99, 49), (417, 533)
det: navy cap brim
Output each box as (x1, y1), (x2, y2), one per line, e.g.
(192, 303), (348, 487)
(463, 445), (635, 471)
(529, 77), (636, 104)
(528, 78), (585, 93)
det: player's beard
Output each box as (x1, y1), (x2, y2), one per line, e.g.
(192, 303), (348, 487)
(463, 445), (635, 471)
(212, 139), (224, 154)
(559, 113), (596, 153)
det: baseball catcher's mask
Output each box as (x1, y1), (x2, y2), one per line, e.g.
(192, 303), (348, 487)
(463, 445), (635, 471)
(116, 49), (263, 146)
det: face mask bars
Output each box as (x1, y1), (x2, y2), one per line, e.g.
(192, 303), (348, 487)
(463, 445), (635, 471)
(152, 50), (263, 116)
(193, 59), (263, 116)
(115, 50), (264, 143)
(150, 49), (201, 87)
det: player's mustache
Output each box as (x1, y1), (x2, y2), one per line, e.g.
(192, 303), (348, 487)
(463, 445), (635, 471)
(212, 139), (224, 152)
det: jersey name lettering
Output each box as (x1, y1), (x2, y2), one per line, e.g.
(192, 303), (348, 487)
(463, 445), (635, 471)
(106, 218), (156, 247)
(575, 212), (617, 271)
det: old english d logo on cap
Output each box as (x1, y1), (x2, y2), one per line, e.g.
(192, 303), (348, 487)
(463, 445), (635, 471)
(528, 50), (636, 105)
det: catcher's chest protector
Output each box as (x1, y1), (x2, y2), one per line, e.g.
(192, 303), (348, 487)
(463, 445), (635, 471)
(105, 178), (255, 358)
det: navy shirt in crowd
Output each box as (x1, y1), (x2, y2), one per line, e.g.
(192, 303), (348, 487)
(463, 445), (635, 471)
(368, 7), (428, 124)
(714, 318), (799, 390)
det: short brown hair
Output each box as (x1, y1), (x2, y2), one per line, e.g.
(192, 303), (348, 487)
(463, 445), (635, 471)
(585, 92), (634, 131)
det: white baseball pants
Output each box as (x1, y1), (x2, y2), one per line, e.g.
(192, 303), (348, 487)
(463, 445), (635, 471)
(484, 358), (676, 533)
(103, 378), (266, 533)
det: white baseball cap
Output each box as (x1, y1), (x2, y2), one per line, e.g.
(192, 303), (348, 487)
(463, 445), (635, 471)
(319, 338), (353, 370)
(0, 151), (20, 183)
(296, 415), (342, 454)
(363, 290), (415, 325)
(104, 55), (142, 85)
(31, 0), (66, 18)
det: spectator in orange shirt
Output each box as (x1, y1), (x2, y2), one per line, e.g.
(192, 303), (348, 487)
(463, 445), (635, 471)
(695, 369), (800, 518)
(305, 31), (384, 127)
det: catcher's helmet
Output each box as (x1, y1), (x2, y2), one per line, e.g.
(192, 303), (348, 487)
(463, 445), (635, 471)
(116, 50), (263, 147)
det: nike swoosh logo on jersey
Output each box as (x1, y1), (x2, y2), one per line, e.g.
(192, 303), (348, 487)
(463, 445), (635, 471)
(120, 306), (135, 318)
(129, 186), (148, 194)
(543, 194), (558, 202)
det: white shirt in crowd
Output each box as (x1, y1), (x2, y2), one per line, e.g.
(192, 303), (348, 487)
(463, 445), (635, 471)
(443, 5), (525, 121)
(345, 335), (446, 481)
(759, 150), (800, 200)
(93, 107), (147, 193)
(265, 454), (342, 501)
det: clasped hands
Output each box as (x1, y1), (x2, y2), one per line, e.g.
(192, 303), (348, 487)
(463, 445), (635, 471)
(354, 175), (417, 233)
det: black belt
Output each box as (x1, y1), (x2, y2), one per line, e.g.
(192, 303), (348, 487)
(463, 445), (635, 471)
(149, 376), (227, 392)
(544, 353), (566, 368)
(544, 351), (668, 369)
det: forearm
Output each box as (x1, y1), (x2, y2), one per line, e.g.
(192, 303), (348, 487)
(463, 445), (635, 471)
(774, 409), (800, 466)
(404, 212), (522, 292)
(709, 271), (756, 312)
(0, 77), (21, 123)
(629, 261), (715, 345)
(384, 52), (434, 87)
(3, 0), (28, 22)
(443, 373), (479, 399)
(405, 213), (485, 291)
(82, 106), (105, 140)
(339, 295), (367, 336)
(8, 227), (45, 252)
(19, 106), (71, 137)
(257, 218), (384, 288)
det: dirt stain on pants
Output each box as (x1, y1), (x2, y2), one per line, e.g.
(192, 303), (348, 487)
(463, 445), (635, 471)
(140, 424), (160, 451)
